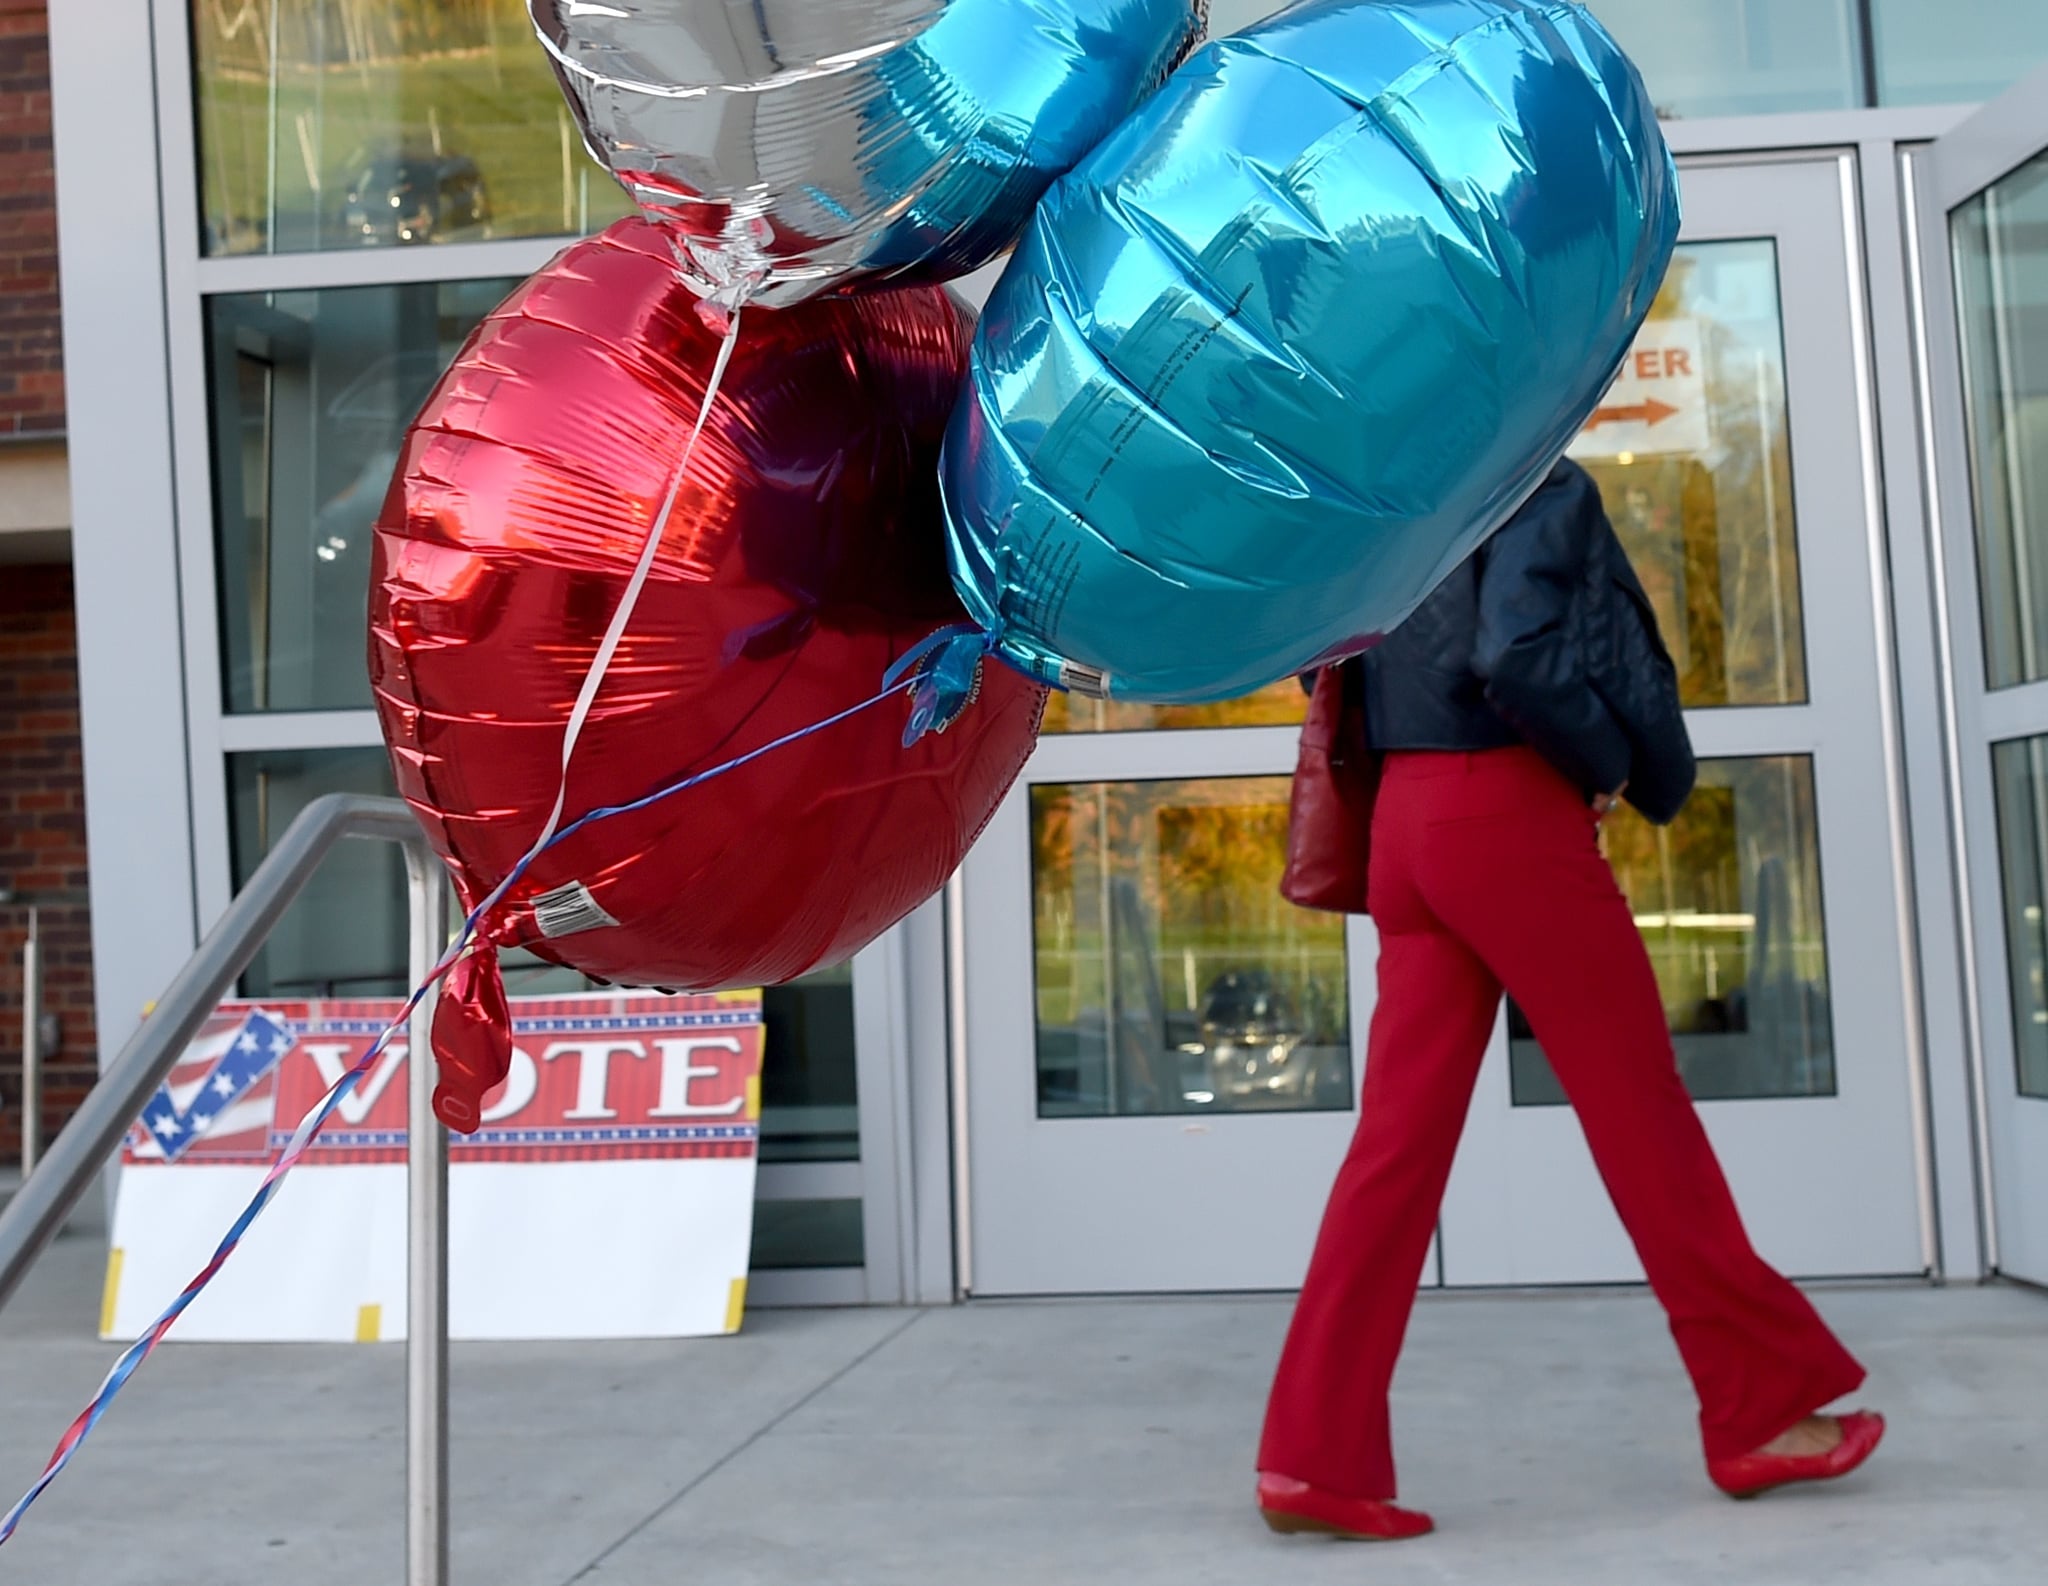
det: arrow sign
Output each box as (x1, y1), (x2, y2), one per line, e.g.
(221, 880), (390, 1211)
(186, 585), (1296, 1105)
(1568, 317), (1710, 461)
(1586, 397), (1679, 430)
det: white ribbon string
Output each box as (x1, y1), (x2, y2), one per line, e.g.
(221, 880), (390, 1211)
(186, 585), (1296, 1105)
(521, 302), (747, 873)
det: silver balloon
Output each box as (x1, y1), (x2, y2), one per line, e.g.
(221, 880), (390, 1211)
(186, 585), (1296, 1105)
(530, 0), (1202, 308)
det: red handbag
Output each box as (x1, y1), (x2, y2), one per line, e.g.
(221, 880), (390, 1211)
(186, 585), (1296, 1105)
(1280, 663), (1379, 914)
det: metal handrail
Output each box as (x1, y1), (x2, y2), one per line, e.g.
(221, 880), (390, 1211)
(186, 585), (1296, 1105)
(0, 793), (451, 1586)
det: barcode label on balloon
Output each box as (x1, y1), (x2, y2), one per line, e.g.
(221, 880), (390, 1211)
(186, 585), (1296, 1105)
(531, 881), (619, 939)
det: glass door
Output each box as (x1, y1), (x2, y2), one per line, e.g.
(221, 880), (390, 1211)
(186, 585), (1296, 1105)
(957, 699), (1397, 1294)
(1437, 155), (1927, 1285)
(1918, 64), (2048, 1285)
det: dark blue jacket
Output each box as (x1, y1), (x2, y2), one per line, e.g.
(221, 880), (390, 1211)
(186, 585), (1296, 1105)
(1348, 459), (1696, 823)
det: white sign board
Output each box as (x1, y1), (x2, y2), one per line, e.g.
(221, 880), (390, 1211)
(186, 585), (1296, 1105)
(1568, 316), (1711, 461)
(104, 990), (764, 1343)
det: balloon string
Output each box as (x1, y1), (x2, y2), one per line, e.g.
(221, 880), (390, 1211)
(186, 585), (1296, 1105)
(0, 657), (939, 1547)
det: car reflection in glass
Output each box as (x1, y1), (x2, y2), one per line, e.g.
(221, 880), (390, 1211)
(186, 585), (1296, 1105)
(1177, 969), (1351, 1111)
(339, 154), (492, 246)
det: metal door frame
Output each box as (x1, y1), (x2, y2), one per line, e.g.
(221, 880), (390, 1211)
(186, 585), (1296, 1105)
(1911, 61), (2048, 1284)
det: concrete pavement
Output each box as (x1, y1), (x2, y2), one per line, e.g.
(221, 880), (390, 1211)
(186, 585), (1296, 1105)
(1, 1228), (2043, 1585)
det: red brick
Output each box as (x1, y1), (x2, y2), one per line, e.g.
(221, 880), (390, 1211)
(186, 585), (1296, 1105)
(0, 9), (79, 1163)
(1, 561), (95, 1156)
(0, 0), (55, 437)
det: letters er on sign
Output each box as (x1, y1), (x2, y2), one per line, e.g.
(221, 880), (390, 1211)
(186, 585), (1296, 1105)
(1568, 317), (1713, 461)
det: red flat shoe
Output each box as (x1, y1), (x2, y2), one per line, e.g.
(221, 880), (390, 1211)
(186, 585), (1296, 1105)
(1256, 1473), (1434, 1541)
(1707, 1411), (1886, 1500)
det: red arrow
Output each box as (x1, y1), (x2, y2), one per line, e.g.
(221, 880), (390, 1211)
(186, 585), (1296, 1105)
(1585, 397), (1679, 430)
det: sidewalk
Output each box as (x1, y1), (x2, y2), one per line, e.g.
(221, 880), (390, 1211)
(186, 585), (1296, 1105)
(1, 1229), (2043, 1586)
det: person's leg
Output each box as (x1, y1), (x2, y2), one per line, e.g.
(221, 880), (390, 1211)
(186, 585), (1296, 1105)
(1419, 751), (1865, 1463)
(1259, 760), (1502, 1500)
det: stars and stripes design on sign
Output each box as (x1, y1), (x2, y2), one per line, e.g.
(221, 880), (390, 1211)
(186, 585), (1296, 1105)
(131, 1009), (295, 1164)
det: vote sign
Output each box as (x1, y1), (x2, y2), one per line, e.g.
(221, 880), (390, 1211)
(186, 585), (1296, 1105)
(106, 991), (765, 1343)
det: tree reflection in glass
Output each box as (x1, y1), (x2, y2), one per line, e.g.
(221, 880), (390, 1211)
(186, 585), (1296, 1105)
(1572, 241), (1810, 710)
(1031, 778), (1352, 1118)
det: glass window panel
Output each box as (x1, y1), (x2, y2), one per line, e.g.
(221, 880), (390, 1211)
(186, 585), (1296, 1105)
(749, 1199), (866, 1271)
(1953, 150), (2048, 692)
(1570, 239), (1809, 708)
(1043, 678), (1306, 734)
(228, 746), (409, 997)
(209, 277), (515, 713)
(1582, 1), (1862, 118)
(759, 964), (860, 1165)
(193, 0), (631, 256)
(1510, 755), (1834, 1105)
(228, 749), (607, 995)
(1872, 0), (2048, 107)
(1209, 0), (1867, 118)
(750, 964), (864, 1268)
(1991, 736), (2048, 1101)
(1032, 776), (1351, 1118)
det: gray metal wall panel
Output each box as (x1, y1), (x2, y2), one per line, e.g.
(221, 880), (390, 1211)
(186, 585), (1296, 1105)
(46, 0), (200, 1071)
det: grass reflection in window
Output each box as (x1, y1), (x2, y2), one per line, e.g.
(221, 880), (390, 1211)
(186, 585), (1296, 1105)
(195, 0), (633, 256)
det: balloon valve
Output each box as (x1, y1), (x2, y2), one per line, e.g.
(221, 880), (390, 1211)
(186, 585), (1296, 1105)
(1057, 660), (1111, 699)
(432, 1086), (480, 1134)
(901, 630), (991, 747)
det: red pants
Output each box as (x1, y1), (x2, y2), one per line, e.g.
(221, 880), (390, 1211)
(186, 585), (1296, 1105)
(1259, 747), (1864, 1498)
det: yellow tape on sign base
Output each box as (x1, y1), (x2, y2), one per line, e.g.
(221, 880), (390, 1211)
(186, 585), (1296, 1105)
(99, 1247), (125, 1337)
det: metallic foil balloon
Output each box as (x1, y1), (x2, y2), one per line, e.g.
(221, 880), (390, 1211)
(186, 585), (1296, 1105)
(370, 221), (1046, 998)
(939, 0), (1680, 704)
(527, 0), (1203, 307)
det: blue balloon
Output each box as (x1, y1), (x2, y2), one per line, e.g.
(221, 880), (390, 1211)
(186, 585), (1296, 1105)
(853, 0), (1203, 289)
(939, 0), (1679, 704)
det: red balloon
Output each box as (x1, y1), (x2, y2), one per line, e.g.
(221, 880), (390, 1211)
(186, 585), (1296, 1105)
(370, 220), (1045, 994)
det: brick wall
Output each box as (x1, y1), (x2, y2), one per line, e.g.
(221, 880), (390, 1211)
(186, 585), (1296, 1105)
(0, 0), (60, 439)
(0, 564), (93, 1162)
